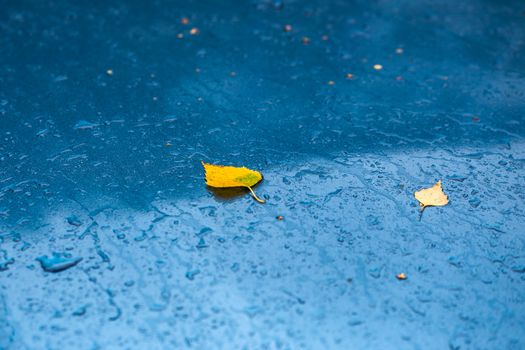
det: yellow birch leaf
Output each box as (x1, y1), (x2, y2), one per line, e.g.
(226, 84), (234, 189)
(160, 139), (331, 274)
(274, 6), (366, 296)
(414, 180), (449, 209)
(202, 161), (265, 203)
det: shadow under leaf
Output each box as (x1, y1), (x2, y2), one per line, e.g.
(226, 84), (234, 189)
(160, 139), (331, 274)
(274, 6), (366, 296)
(206, 183), (263, 202)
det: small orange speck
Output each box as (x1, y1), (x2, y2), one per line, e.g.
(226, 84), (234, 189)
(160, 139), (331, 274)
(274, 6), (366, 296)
(106, 69), (113, 76)
(190, 27), (199, 35)
(276, 215), (284, 220)
(395, 47), (404, 54)
(346, 73), (354, 79)
(301, 36), (311, 45)
(396, 273), (407, 280)
(181, 17), (189, 25)
(283, 24), (292, 32)
(373, 64), (383, 70)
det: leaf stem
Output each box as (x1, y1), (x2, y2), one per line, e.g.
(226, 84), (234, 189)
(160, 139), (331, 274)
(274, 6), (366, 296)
(418, 205), (426, 221)
(247, 186), (265, 203)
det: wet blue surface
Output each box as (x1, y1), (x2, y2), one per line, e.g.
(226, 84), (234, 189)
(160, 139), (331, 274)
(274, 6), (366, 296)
(1, 0), (525, 349)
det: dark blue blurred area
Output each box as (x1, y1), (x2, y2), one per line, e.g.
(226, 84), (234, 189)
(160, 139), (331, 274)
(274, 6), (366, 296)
(1, 0), (524, 349)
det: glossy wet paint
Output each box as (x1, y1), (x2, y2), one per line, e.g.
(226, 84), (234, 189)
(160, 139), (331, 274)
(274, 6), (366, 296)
(1, 0), (525, 349)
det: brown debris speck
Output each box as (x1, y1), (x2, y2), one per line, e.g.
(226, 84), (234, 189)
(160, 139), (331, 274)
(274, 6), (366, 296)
(301, 36), (311, 45)
(346, 73), (354, 79)
(276, 215), (284, 220)
(396, 273), (407, 280)
(190, 27), (199, 35)
(181, 17), (189, 25)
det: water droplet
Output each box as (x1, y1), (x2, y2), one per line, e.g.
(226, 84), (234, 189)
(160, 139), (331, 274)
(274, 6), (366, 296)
(36, 253), (82, 273)
(196, 238), (208, 249)
(124, 280), (135, 287)
(66, 215), (82, 226)
(73, 120), (98, 130)
(0, 250), (14, 271)
(469, 197), (481, 208)
(230, 263), (239, 272)
(185, 269), (200, 280)
(163, 115), (178, 122)
(72, 306), (87, 316)
(36, 129), (49, 137)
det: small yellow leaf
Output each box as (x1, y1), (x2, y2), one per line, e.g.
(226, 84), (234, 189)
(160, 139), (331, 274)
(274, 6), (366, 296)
(414, 180), (449, 208)
(202, 161), (265, 203)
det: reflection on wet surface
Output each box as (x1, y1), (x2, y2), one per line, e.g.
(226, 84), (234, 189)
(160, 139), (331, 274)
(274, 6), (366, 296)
(1, 0), (525, 349)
